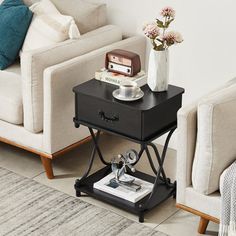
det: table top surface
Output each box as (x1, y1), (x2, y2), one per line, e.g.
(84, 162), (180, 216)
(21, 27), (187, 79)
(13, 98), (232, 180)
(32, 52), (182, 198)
(73, 79), (184, 111)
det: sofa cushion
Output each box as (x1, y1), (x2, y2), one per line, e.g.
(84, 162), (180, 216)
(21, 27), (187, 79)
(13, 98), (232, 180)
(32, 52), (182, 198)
(0, 62), (23, 124)
(22, 0), (80, 52)
(51, 0), (107, 34)
(0, 0), (33, 70)
(23, 0), (39, 6)
(192, 84), (236, 195)
(22, 0), (107, 34)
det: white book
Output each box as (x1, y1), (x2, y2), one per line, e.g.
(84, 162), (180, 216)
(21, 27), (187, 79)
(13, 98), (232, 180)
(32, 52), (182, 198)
(94, 172), (153, 203)
(95, 69), (147, 87)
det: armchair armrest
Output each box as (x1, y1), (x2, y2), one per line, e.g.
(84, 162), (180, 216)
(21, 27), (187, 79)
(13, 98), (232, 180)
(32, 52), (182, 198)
(192, 84), (236, 194)
(42, 36), (146, 154)
(177, 83), (236, 202)
(177, 102), (198, 204)
(21, 25), (122, 134)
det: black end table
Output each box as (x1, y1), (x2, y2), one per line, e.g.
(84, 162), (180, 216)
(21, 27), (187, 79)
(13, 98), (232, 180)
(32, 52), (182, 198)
(73, 79), (184, 222)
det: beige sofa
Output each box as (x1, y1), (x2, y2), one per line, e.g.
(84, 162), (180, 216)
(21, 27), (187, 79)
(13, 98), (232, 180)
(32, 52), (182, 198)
(176, 81), (236, 234)
(0, 3), (146, 178)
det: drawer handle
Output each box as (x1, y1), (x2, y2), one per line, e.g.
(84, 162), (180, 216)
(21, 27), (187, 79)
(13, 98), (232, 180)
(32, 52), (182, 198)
(98, 110), (119, 123)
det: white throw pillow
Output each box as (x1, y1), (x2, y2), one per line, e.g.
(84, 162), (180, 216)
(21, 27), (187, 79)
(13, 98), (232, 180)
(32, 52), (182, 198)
(192, 84), (236, 195)
(22, 0), (80, 51)
(51, 0), (107, 34)
(23, 0), (40, 6)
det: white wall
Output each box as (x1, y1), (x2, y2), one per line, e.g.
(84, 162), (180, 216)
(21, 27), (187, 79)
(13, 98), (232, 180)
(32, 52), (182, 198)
(91, 0), (236, 148)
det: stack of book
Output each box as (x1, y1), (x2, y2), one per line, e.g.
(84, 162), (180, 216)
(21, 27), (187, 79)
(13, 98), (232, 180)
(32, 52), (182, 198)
(94, 172), (153, 203)
(95, 68), (147, 87)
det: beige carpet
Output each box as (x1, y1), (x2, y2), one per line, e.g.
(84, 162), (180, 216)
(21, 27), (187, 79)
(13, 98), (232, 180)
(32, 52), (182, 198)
(0, 167), (167, 236)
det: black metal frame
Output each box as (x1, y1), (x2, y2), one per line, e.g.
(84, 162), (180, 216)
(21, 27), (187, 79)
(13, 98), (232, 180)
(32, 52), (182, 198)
(75, 125), (176, 222)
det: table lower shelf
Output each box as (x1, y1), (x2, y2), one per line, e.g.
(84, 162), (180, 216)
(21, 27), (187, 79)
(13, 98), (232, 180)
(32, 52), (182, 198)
(74, 165), (175, 222)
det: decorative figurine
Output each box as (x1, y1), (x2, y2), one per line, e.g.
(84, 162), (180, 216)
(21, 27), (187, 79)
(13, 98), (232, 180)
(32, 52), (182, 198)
(110, 149), (141, 192)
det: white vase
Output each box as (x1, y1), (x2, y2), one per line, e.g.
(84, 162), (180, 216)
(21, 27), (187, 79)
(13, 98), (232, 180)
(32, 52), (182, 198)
(147, 49), (169, 92)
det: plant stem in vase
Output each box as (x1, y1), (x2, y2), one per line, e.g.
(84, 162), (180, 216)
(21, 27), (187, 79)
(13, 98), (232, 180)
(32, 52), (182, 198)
(143, 6), (183, 92)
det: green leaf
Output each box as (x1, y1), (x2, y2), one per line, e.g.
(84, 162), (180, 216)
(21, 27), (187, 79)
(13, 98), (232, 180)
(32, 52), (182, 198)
(166, 41), (175, 47)
(165, 18), (174, 28)
(156, 18), (165, 28)
(156, 19), (163, 24)
(155, 44), (165, 51)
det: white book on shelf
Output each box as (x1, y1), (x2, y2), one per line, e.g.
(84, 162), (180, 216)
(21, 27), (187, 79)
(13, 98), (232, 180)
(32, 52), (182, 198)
(94, 172), (153, 203)
(95, 69), (147, 87)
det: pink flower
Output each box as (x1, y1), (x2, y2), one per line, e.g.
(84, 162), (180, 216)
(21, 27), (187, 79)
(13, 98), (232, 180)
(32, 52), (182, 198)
(161, 6), (175, 18)
(162, 31), (183, 46)
(143, 23), (160, 39)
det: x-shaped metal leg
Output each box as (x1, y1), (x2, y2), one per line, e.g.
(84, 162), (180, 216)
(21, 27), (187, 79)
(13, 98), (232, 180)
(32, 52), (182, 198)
(137, 128), (176, 213)
(89, 128), (110, 166)
(75, 128), (110, 188)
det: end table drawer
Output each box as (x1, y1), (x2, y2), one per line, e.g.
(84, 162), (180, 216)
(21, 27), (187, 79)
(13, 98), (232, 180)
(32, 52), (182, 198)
(73, 80), (184, 141)
(75, 93), (142, 139)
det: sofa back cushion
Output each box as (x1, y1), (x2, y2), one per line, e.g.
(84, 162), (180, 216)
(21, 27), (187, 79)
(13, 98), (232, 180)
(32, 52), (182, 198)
(22, 0), (80, 52)
(23, 0), (107, 34)
(23, 0), (39, 5)
(192, 84), (236, 195)
(51, 0), (107, 34)
(0, 61), (23, 124)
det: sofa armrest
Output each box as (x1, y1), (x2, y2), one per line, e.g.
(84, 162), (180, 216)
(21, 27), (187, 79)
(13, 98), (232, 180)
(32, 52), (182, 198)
(42, 36), (146, 154)
(192, 84), (236, 194)
(21, 25), (122, 134)
(177, 102), (198, 204)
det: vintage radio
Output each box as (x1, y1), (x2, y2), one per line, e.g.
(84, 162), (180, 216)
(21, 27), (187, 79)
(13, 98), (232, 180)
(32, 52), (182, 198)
(105, 49), (141, 77)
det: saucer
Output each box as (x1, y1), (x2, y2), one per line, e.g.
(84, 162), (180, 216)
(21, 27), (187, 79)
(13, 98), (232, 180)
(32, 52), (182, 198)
(112, 89), (144, 102)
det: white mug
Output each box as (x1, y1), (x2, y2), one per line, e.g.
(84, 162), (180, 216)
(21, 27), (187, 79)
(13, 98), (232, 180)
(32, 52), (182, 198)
(119, 81), (141, 98)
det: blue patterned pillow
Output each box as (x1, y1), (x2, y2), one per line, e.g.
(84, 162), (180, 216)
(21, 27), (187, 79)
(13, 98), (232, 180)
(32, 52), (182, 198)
(0, 0), (33, 70)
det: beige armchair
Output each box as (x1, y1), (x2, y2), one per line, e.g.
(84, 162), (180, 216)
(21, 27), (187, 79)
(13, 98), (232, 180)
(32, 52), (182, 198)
(0, 23), (146, 179)
(176, 81), (236, 234)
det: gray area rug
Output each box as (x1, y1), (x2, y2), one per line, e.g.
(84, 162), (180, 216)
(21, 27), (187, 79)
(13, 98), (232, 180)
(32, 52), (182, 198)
(0, 167), (167, 236)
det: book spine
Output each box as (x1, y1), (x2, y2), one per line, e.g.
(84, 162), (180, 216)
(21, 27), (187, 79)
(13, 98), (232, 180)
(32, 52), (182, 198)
(94, 183), (135, 202)
(95, 72), (147, 87)
(95, 72), (125, 86)
(136, 76), (147, 87)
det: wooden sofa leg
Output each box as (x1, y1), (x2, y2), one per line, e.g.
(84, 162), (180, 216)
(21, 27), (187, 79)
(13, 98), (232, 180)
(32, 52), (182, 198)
(198, 217), (209, 234)
(40, 156), (54, 179)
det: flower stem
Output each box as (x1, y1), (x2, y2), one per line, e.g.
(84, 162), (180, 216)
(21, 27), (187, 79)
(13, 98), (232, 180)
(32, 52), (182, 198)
(162, 16), (168, 49)
(152, 38), (157, 50)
